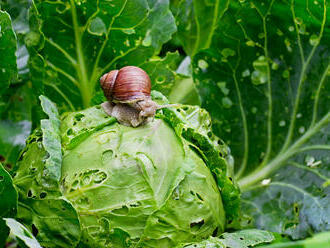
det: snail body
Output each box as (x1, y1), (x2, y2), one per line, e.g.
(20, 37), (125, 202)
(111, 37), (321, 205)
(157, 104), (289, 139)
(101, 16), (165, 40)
(100, 66), (162, 127)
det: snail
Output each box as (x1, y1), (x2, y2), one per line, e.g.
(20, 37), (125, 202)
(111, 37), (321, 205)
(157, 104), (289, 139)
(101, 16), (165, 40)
(100, 66), (175, 127)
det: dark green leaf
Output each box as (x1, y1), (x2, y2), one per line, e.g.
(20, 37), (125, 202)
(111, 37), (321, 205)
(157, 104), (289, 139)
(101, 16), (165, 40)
(1, 0), (31, 80)
(28, 0), (176, 110)
(0, 163), (17, 218)
(0, 10), (17, 92)
(3, 218), (42, 248)
(170, 0), (229, 56)
(0, 85), (33, 168)
(259, 231), (330, 248)
(176, 229), (274, 247)
(0, 163), (18, 246)
(193, 0), (329, 238)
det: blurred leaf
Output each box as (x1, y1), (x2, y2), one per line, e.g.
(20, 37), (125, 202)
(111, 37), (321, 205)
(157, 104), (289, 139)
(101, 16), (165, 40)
(0, 10), (17, 92)
(0, 163), (18, 246)
(176, 229), (274, 247)
(170, 0), (229, 56)
(28, 0), (177, 111)
(260, 231), (330, 248)
(0, 0), (31, 80)
(0, 84), (33, 169)
(193, 0), (329, 239)
(3, 218), (42, 248)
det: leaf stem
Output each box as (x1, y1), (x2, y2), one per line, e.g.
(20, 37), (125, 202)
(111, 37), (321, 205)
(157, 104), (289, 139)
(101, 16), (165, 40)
(238, 112), (330, 191)
(70, 0), (90, 108)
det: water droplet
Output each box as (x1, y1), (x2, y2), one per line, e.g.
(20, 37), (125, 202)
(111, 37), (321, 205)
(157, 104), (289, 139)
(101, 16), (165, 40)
(295, 17), (302, 25)
(2, 68), (6, 73)
(222, 97), (233, 108)
(305, 155), (315, 166)
(261, 178), (271, 185)
(251, 107), (257, 114)
(314, 0), (319, 5)
(198, 59), (208, 70)
(296, 113), (302, 118)
(309, 34), (319, 46)
(276, 29), (284, 36)
(251, 56), (268, 85)
(142, 30), (152, 47)
(288, 26), (294, 32)
(122, 28), (135, 35)
(258, 33), (265, 39)
(299, 126), (305, 133)
(221, 48), (236, 58)
(246, 40), (255, 47)
(124, 39), (130, 47)
(285, 38), (292, 52)
(279, 120), (286, 127)
(272, 62), (279, 70)
(282, 70), (290, 78)
(242, 69), (250, 77)
(217, 82), (229, 95)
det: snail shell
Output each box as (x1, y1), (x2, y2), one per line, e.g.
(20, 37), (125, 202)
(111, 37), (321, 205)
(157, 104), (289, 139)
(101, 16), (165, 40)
(100, 66), (151, 103)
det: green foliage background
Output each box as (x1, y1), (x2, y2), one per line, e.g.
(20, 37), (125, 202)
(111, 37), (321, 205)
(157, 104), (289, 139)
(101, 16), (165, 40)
(0, 0), (329, 247)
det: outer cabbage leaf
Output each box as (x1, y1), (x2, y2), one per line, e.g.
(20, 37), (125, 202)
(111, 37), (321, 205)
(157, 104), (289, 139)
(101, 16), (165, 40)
(0, 163), (18, 246)
(28, 0), (176, 110)
(3, 218), (42, 248)
(0, 10), (17, 92)
(193, 0), (329, 238)
(13, 96), (81, 247)
(175, 229), (274, 248)
(156, 100), (240, 223)
(170, 0), (229, 56)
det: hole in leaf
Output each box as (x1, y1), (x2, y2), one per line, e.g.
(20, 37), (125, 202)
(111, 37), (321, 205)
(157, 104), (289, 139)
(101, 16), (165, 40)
(5, 163), (12, 170)
(32, 224), (38, 237)
(0, 155), (5, 162)
(74, 113), (85, 121)
(67, 128), (73, 135)
(239, 237), (244, 240)
(40, 192), (47, 199)
(27, 190), (33, 198)
(196, 193), (204, 201)
(112, 206), (129, 215)
(190, 219), (204, 230)
(212, 227), (218, 237)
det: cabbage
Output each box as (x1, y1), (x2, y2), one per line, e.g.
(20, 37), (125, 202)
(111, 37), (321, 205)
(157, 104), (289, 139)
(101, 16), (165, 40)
(12, 96), (239, 248)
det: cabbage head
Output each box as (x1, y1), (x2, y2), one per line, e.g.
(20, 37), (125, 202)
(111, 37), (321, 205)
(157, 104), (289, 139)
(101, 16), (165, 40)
(12, 95), (240, 248)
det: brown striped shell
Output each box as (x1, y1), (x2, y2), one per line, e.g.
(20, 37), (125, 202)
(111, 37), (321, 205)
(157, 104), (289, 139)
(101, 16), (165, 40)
(100, 66), (151, 103)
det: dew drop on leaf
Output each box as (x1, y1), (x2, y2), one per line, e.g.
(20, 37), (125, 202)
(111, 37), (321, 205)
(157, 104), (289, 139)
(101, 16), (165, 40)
(217, 82), (229, 95)
(251, 56), (268, 85)
(279, 120), (286, 127)
(221, 48), (236, 58)
(299, 126), (305, 134)
(198, 59), (209, 70)
(242, 69), (250, 77)
(222, 97), (233, 108)
(309, 34), (319, 46)
(142, 30), (152, 47)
